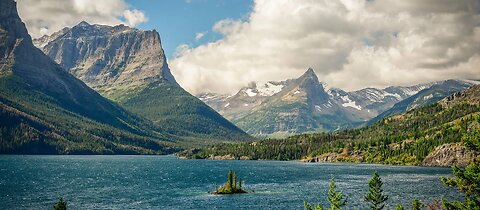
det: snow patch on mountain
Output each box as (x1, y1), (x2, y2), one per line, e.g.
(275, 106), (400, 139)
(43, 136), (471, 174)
(341, 95), (362, 110)
(244, 89), (257, 97)
(257, 82), (284, 96)
(383, 92), (402, 100)
(423, 94), (433, 100)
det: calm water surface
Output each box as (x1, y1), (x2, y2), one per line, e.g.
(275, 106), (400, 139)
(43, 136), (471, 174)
(0, 155), (460, 209)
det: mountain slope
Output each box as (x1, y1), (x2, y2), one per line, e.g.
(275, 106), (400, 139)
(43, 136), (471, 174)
(231, 68), (356, 137)
(200, 69), (476, 137)
(369, 80), (475, 124)
(187, 85), (480, 166)
(0, 0), (177, 154)
(34, 22), (252, 143)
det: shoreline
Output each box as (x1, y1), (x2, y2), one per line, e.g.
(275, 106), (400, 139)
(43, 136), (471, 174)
(0, 154), (456, 168)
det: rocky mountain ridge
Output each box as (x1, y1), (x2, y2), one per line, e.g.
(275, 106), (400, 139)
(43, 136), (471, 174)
(0, 0), (175, 154)
(33, 21), (177, 98)
(33, 21), (252, 143)
(200, 68), (478, 137)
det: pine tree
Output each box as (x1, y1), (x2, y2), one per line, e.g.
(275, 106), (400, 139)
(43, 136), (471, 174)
(327, 178), (347, 210)
(238, 178), (242, 190)
(227, 170), (233, 190)
(364, 171), (388, 210)
(233, 171), (237, 190)
(412, 199), (423, 210)
(394, 204), (404, 210)
(304, 178), (347, 210)
(53, 197), (67, 210)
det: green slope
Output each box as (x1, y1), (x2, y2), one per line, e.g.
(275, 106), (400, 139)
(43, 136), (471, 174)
(118, 80), (253, 146)
(0, 0), (178, 154)
(34, 21), (252, 145)
(186, 85), (480, 165)
(0, 73), (177, 154)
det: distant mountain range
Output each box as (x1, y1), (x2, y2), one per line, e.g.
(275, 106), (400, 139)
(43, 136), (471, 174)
(199, 68), (478, 137)
(33, 19), (252, 145)
(1, 0), (477, 154)
(186, 84), (480, 166)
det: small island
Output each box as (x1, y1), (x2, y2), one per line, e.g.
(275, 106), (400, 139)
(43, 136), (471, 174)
(213, 170), (247, 194)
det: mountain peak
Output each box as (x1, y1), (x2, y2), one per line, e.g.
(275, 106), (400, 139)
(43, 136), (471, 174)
(77, 21), (91, 27)
(34, 22), (178, 93)
(298, 68), (320, 83)
(304, 67), (316, 76)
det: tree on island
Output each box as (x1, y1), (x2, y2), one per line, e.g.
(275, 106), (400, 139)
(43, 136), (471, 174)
(364, 171), (388, 210)
(304, 177), (347, 210)
(53, 197), (67, 210)
(215, 170), (247, 194)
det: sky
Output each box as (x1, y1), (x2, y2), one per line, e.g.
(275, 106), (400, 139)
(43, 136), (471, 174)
(17, 0), (480, 95)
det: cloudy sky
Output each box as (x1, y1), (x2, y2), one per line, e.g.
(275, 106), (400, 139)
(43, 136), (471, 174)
(18, 0), (480, 94)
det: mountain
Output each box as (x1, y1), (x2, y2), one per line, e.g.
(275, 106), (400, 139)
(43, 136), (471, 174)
(34, 21), (252, 144)
(369, 80), (478, 124)
(327, 83), (435, 121)
(33, 21), (177, 98)
(200, 68), (476, 137)
(221, 68), (358, 137)
(186, 85), (480, 166)
(0, 0), (176, 154)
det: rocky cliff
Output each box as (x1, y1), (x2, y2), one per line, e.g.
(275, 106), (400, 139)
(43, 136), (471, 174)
(34, 21), (252, 143)
(34, 21), (177, 98)
(422, 143), (474, 167)
(0, 0), (175, 154)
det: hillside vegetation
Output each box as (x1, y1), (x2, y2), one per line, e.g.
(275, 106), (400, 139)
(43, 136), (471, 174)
(185, 85), (480, 165)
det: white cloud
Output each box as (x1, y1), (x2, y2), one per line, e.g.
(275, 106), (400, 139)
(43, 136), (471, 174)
(123, 9), (148, 27)
(174, 44), (192, 58)
(17, 0), (148, 38)
(170, 0), (480, 94)
(195, 32), (206, 41)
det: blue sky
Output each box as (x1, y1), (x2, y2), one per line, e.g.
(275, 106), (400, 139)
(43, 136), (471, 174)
(127, 0), (253, 59)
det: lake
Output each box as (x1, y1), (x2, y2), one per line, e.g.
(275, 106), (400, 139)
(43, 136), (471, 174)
(0, 155), (460, 209)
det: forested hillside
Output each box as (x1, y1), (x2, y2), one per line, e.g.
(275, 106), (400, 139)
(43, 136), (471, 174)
(185, 85), (480, 165)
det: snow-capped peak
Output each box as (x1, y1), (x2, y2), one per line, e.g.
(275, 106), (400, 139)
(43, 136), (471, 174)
(242, 82), (285, 97)
(257, 82), (284, 96)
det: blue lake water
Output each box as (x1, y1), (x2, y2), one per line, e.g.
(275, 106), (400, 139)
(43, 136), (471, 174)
(0, 155), (460, 209)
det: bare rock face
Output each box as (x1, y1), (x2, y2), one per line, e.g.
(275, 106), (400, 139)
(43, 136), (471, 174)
(34, 22), (177, 95)
(33, 21), (252, 142)
(303, 154), (338, 163)
(440, 84), (480, 108)
(422, 143), (474, 167)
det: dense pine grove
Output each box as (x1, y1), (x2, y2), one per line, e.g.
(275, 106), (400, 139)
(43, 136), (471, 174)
(186, 99), (480, 165)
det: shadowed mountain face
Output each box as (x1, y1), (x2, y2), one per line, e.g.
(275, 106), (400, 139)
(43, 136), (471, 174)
(34, 22), (252, 143)
(0, 0), (177, 154)
(199, 68), (477, 138)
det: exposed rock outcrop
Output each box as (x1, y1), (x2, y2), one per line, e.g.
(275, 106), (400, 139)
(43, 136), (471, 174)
(34, 21), (252, 143)
(422, 143), (474, 167)
(303, 153), (338, 163)
(0, 0), (175, 154)
(34, 22), (177, 95)
(440, 84), (480, 108)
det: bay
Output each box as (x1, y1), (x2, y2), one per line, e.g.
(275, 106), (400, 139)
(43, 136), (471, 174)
(0, 155), (459, 209)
